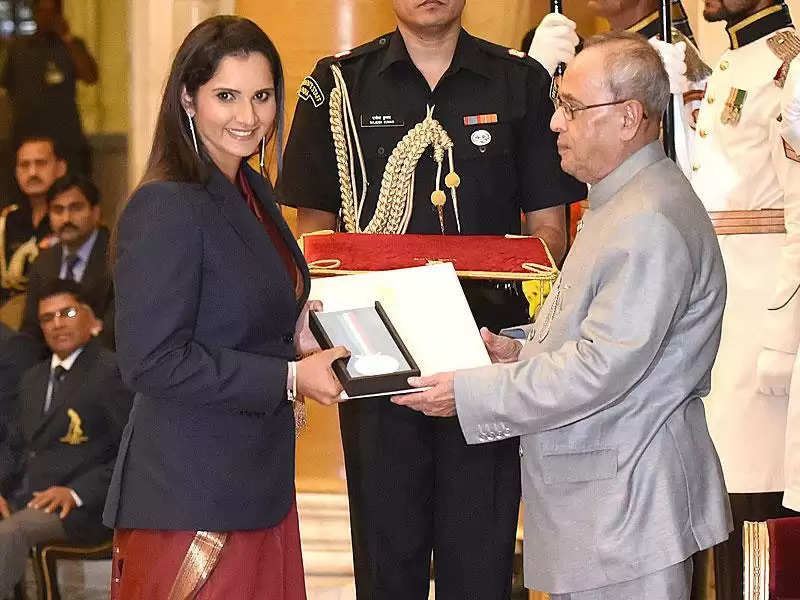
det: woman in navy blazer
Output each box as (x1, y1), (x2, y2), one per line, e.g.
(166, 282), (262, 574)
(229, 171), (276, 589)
(103, 16), (346, 600)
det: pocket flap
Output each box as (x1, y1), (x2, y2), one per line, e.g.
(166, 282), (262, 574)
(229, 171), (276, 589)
(541, 448), (618, 484)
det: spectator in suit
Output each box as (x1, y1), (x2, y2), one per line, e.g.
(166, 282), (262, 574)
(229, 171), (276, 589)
(0, 324), (41, 495)
(20, 173), (113, 348)
(0, 279), (132, 598)
(1, 136), (66, 302)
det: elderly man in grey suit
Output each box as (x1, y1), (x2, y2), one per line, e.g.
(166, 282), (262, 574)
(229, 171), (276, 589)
(394, 31), (732, 599)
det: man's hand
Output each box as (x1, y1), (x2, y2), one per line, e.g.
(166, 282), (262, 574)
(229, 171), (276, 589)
(0, 495), (10, 519)
(295, 300), (323, 357)
(756, 348), (796, 396)
(297, 347), (348, 405)
(649, 38), (689, 95)
(391, 372), (456, 417)
(782, 56), (800, 149)
(528, 13), (579, 77)
(28, 487), (77, 519)
(481, 327), (522, 363)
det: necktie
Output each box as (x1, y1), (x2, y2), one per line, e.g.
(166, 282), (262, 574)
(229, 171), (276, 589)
(44, 365), (68, 414)
(64, 253), (80, 281)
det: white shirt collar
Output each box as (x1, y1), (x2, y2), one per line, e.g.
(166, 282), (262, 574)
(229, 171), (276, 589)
(50, 346), (85, 372)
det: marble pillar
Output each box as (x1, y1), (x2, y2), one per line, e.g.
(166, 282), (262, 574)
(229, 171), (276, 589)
(127, 0), (235, 187)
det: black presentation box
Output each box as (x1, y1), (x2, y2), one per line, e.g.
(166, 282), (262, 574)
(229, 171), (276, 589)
(309, 301), (421, 397)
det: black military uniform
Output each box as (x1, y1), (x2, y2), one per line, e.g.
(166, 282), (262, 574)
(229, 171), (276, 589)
(278, 28), (585, 600)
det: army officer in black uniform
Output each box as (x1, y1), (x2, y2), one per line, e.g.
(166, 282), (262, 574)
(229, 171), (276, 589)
(277, 1), (586, 598)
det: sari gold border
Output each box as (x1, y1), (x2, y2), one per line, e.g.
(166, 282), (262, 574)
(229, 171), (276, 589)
(167, 531), (228, 600)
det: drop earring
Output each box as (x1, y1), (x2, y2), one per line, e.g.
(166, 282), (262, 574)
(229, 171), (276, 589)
(186, 110), (199, 154)
(259, 136), (266, 174)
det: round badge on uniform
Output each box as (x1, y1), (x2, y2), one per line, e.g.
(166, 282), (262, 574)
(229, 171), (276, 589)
(471, 129), (492, 148)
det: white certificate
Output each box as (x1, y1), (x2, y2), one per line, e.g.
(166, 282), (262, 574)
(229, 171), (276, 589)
(308, 263), (491, 398)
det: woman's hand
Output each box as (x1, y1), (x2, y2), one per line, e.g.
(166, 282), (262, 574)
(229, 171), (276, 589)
(295, 300), (322, 357)
(297, 346), (349, 405)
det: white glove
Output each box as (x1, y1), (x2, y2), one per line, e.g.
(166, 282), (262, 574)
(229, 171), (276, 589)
(756, 348), (797, 396)
(781, 56), (800, 150)
(528, 13), (579, 77)
(649, 37), (689, 95)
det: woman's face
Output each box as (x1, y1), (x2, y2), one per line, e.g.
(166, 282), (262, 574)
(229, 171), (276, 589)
(186, 52), (276, 176)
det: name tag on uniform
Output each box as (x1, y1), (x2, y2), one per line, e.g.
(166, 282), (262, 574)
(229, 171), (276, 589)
(360, 114), (405, 128)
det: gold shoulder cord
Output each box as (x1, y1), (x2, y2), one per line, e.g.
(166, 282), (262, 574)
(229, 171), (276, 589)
(329, 63), (462, 234)
(0, 204), (38, 291)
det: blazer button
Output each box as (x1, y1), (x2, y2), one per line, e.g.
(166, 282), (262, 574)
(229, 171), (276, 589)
(29, 450), (36, 459)
(282, 334), (294, 345)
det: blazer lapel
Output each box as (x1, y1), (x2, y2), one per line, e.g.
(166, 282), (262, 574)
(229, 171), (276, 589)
(244, 166), (311, 307)
(21, 362), (49, 442)
(31, 344), (96, 439)
(80, 227), (111, 307)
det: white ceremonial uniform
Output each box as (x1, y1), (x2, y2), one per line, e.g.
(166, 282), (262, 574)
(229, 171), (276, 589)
(690, 9), (800, 494)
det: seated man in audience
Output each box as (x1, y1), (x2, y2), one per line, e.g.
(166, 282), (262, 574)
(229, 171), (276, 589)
(1, 136), (66, 300)
(20, 173), (114, 348)
(0, 280), (132, 597)
(0, 324), (42, 495)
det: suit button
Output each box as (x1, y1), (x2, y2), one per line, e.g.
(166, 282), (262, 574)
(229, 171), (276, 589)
(519, 446), (524, 457)
(699, 129), (707, 138)
(282, 334), (294, 345)
(719, 61), (729, 71)
(692, 164), (700, 172)
(29, 451), (36, 459)
(707, 97), (715, 104)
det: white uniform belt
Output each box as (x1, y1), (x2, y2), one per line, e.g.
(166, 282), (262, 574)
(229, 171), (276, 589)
(708, 209), (785, 235)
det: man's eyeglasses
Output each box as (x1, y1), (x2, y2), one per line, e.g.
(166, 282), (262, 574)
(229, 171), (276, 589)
(39, 306), (80, 324)
(552, 95), (647, 121)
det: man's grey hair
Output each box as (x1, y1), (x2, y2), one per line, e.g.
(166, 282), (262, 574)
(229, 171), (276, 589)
(582, 31), (670, 121)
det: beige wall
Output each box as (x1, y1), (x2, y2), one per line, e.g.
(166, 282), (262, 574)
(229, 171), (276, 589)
(64, 0), (129, 134)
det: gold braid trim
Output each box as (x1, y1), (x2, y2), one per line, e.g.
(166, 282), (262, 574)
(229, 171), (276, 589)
(329, 64), (460, 234)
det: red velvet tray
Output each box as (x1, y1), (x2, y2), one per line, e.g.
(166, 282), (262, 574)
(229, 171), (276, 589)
(299, 232), (557, 281)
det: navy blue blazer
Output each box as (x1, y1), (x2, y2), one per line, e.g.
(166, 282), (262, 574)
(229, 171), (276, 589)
(13, 340), (132, 544)
(103, 163), (310, 531)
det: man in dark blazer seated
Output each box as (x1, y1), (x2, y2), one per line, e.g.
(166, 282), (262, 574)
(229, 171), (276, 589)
(0, 280), (132, 597)
(0, 324), (42, 495)
(20, 173), (114, 348)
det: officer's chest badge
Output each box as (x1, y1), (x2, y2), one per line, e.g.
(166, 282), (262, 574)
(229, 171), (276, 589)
(44, 60), (65, 86)
(721, 88), (747, 126)
(59, 408), (88, 445)
(470, 129), (492, 152)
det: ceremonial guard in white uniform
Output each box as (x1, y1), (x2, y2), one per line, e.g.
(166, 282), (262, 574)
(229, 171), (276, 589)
(689, 2), (800, 598)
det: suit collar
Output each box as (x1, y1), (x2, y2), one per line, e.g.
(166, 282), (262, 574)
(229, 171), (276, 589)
(24, 340), (100, 439)
(625, 0), (694, 41)
(726, 2), (793, 49)
(378, 28), (492, 80)
(50, 346), (84, 371)
(205, 162), (310, 310)
(588, 142), (666, 209)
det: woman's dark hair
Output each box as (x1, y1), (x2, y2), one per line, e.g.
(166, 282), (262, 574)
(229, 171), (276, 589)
(139, 15), (285, 187)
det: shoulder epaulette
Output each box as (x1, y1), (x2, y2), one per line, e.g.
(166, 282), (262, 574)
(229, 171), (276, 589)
(319, 33), (393, 66)
(473, 37), (539, 66)
(767, 30), (800, 87)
